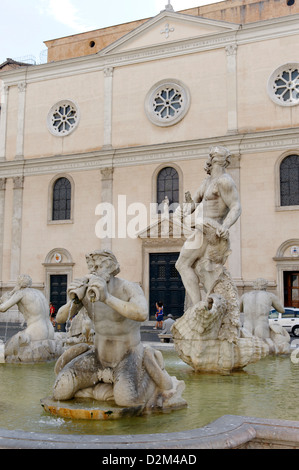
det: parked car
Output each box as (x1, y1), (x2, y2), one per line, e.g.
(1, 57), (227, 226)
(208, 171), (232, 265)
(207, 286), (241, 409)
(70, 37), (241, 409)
(269, 307), (299, 337)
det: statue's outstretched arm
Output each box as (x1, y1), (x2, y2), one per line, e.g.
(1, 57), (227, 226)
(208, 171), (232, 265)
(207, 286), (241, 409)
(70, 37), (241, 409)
(0, 290), (23, 312)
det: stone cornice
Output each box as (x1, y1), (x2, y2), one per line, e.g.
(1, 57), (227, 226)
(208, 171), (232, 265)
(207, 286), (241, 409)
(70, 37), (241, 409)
(1, 14), (299, 86)
(0, 127), (299, 178)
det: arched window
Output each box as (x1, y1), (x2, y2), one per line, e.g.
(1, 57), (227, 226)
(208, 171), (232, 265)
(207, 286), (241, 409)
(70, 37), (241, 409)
(157, 167), (179, 211)
(280, 155), (299, 206)
(52, 177), (71, 220)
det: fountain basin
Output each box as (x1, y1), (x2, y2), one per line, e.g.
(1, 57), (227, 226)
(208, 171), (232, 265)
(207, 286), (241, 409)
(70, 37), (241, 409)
(0, 346), (298, 448)
(0, 415), (298, 449)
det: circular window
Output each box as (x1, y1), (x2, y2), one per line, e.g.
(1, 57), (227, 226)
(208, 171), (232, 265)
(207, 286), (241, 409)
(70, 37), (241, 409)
(145, 79), (190, 127)
(268, 63), (299, 106)
(47, 100), (80, 136)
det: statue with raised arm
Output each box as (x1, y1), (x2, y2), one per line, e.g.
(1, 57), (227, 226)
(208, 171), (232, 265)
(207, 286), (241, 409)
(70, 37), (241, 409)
(51, 250), (186, 412)
(172, 147), (269, 373)
(175, 145), (241, 306)
(0, 274), (63, 363)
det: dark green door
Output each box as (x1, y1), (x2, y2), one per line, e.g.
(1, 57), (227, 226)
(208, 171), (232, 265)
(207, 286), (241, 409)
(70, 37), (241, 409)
(149, 253), (185, 319)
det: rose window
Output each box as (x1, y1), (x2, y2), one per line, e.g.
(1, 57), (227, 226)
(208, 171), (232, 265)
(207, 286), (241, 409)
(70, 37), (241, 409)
(153, 87), (183, 120)
(145, 80), (190, 127)
(47, 100), (80, 136)
(268, 64), (299, 106)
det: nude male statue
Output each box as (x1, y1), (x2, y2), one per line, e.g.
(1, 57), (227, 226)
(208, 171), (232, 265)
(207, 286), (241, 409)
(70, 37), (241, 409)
(240, 278), (285, 339)
(53, 250), (184, 409)
(175, 146), (241, 306)
(0, 274), (54, 356)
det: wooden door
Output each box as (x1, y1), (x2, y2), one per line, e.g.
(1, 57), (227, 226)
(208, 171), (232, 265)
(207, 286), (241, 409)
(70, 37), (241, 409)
(149, 252), (185, 319)
(284, 272), (299, 308)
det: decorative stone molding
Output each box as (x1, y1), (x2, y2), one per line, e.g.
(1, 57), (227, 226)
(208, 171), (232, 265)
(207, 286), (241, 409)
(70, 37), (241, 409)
(0, 128), (297, 179)
(18, 82), (27, 93)
(43, 247), (74, 266)
(0, 178), (7, 191)
(160, 23), (175, 39)
(101, 167), (114, 180)
(103, 67), (113, 77)
(225, 43), (238, 56)
(13, 176), (24, 190)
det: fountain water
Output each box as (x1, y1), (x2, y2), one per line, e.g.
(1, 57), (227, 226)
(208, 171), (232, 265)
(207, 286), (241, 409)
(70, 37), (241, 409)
(0, 349), (298, 449)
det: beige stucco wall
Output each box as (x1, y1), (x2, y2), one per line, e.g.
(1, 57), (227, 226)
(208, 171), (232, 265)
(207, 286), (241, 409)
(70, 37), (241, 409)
(112, 49), (227, 148)
(5, 86), (18, 161)
(4, 170), (102, 284)
(23, 72), (105, 158)
(238, 36), (299, 133)
(240, 151), (299, 282)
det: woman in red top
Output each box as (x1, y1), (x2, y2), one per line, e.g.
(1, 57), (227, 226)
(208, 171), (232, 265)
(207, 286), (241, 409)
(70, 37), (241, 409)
(49, 302), (56, 325)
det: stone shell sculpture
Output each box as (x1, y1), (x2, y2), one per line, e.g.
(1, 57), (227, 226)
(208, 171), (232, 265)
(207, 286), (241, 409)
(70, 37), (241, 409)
(172, 268), (269, 373)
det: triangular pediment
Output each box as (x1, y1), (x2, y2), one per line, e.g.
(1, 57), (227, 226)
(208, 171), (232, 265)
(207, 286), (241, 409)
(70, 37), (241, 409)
(98, 10), (239, 56)
(138, 214), (192, 240)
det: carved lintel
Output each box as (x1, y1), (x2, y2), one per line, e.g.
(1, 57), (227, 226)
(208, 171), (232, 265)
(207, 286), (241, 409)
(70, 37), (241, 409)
(142, 238), (184, 247)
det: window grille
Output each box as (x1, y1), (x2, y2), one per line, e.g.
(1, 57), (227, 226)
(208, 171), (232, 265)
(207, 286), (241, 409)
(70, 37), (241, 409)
(52, 177), (71, 220)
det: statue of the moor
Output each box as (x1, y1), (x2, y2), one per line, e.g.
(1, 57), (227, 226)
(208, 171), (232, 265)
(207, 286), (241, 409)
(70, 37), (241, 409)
(52, 250), (186, 412)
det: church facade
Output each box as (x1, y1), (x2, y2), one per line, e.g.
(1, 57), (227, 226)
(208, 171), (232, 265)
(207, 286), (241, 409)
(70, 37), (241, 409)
(0, 0), (299, 318)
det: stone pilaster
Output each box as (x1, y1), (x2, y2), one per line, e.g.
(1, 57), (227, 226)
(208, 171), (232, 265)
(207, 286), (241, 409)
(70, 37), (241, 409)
(15, 82), (27, 160)
(0, 85), (9, 161)
(100, 167), (114, 250)
(10, 176), (24, 281)
(0, 178), (7, 280)
(226, 43), (238, 135)
(103, 67), (114, 149)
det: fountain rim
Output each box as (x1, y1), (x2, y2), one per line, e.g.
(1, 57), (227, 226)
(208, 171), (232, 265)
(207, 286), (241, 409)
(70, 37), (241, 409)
(0, 415), (298, 449)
